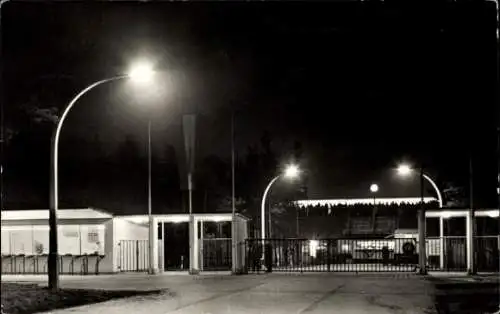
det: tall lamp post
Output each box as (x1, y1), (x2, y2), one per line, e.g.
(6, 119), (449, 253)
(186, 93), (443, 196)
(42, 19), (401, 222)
(49, 62), (155, 291)
(396, 164), (443, 275)
(397, 164), (443, 208)
(260, 164), (300, 260)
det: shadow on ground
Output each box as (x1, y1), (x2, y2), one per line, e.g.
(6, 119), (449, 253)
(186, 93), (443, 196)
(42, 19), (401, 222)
(428, 277), (499, 314)
(1, 283), (170, 314)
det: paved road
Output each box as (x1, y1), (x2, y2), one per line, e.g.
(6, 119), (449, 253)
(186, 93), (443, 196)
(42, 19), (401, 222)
(2, 273), (437, 314)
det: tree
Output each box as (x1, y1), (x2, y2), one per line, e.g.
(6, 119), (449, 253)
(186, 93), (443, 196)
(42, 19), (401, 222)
(443, 183), (467, 208)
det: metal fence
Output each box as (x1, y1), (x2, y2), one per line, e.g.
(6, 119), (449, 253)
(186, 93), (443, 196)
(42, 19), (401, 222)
(245, 236), (499, 273)
(475, 236), (499, 272)
(426, 236), (499, 272)
(1, 254), (104, 275)
(202, 238), (232, 271)
(117, 240), (149, 272)
(245, 238), (418, 273)
(426, 236), (467, 271)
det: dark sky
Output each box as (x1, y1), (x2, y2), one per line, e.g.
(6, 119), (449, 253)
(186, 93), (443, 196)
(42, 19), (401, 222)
(2, 1), (498, 205)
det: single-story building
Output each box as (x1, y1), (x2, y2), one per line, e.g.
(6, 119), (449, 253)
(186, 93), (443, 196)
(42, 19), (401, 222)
(1, 208), (249, 275)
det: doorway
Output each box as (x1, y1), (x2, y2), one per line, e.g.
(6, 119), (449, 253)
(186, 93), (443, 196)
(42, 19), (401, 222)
(163, 222), (190, 271)
(200, 221), (232, 271)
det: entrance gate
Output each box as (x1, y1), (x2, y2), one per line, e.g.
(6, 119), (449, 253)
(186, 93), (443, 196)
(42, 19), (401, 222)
(202, 238), (232, 271)
(117, 240), (149, 272)
(245, 238), (418, 273)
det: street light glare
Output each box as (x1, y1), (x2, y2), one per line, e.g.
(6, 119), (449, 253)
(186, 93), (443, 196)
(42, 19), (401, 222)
(370, 183), (379, 193)
(397, 164), (413, 176)
(129, 62), (155, 83)
(284, 164), (300, 179)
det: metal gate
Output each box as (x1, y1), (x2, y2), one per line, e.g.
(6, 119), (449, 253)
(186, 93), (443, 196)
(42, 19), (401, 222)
(202, 238), (231, 271)
(245, 238), (418, 273)
(118, 240), (149, 272)
(475, 236), (500, 272)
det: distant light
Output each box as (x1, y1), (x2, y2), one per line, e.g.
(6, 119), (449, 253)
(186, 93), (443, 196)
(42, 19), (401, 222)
(211, 216), (226, 222)
(370, 183), (379, 193)
(397, 164), (413, 177)
(168, 216), (188, 223)
(284, 164), (300, 179)
(441, 211), (453, 219)
(485, 210), (499, 218)
(128, 62), (155, 83)
(309, 240), (319, 258)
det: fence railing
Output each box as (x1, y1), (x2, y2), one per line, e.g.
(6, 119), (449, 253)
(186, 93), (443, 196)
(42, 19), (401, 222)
(0, 254), (105, 275)
(475, 236), (499, 272)
(426, 236), (499, 272)
(426, 236), (466, 271)
(244, 238), (419, 273)
(117, 240), (149, 272)
(202, 238), (231, 271)
(244, 236), (499, 273)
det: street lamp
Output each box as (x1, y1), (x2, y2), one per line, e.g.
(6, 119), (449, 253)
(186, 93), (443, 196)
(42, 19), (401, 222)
(129, 62), (155, 84)
(260, 164), (300, 258)
(48, 62), (155, 291)
(396, 163), (439, 275)
(370, 183), (379, 203)
(396, 164), (443, 208)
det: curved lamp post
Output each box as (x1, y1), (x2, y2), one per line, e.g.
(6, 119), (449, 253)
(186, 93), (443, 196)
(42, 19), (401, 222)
(396, 164), (443, 208)
(396, 163), (443, 275)
(48, 62), (155, 291)
(260, 164), (300, 258)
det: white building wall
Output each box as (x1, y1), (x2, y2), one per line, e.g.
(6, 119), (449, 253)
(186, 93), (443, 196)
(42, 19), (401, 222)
(99, 219), (115, 273)
(113, 218), (148, 241)
(1, 229), (10, 254)
(232, 216), (248, 273)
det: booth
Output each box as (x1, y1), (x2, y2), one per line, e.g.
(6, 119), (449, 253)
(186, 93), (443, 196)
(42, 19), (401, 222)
(1, 209), (250, 274)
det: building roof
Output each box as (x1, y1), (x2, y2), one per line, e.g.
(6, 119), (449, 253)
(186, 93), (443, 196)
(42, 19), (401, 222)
(1, 208), (251, 223)
(118, 213), (250, 225)
(295, 197), (438, 207)
(0, 208), (114, 221)
(426, 209), (499, 218)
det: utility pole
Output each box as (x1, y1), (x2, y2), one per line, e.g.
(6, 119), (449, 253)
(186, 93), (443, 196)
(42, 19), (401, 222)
(418, 166), (427, 275)
(183, 114), (196, 274)
(0, 0), (11, 218)
(296, 207), (300, 238)
(468, 156), (475, 274)
(231, 110), (237, 273)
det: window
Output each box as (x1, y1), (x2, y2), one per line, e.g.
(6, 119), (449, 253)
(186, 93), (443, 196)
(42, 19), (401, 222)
(88, 231), (99, 243)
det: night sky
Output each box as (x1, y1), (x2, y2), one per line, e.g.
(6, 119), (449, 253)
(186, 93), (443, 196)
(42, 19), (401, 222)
(2, 1), (498, 206)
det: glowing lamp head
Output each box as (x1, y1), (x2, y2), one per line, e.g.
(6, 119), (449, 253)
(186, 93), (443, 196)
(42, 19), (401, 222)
(284, 164), (300, 179)
(370, 183), (379, 193)
(128, 62), (155, 83)
(397, 164), (413, 177)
